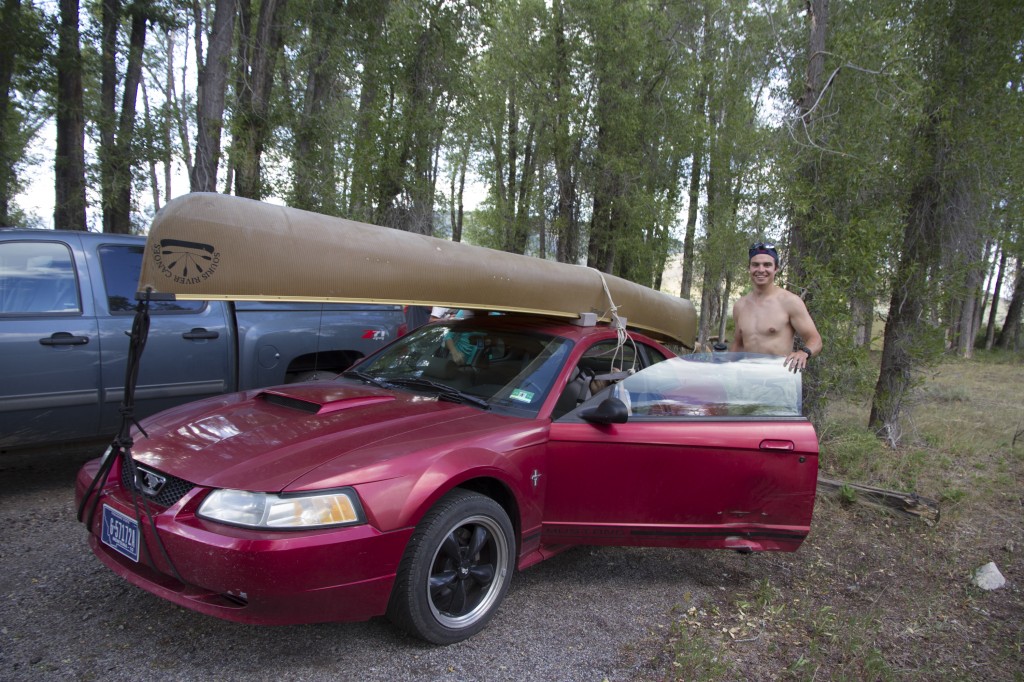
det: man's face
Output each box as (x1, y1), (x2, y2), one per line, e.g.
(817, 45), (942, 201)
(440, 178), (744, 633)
(748, 254), (777, 285)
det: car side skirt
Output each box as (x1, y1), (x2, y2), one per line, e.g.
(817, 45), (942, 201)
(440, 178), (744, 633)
(538, 522), (810, 553)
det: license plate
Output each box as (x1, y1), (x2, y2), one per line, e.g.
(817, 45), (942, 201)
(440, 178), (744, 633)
(101, 505), (140, 562)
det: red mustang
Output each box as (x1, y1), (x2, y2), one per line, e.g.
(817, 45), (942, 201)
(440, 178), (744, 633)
(76, 314), (818, 644)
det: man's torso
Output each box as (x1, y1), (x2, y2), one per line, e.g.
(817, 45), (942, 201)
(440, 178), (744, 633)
(736, 290), (796, 356)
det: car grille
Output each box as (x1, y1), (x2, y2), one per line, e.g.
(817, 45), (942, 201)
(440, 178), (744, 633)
(120, 458), (194, 508)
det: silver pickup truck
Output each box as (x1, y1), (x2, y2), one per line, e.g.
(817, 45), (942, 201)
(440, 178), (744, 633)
(0, 229), (408, 452)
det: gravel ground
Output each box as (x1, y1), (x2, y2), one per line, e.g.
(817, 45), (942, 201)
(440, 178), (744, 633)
(0, 445), (730, 682)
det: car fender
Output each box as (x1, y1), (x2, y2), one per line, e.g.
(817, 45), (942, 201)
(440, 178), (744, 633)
(354, 444), (537, 537)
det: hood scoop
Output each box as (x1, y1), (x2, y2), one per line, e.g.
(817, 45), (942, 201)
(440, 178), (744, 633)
(258, 390), (395, 415)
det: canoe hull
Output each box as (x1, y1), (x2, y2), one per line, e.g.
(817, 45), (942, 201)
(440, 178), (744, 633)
(139, 193), (696, 347)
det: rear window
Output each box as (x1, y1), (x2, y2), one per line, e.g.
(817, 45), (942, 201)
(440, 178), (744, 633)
(0, 241), (81, 315)
(98, 244), (204, 314)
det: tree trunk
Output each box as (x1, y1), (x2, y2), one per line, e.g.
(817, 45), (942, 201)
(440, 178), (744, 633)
(680, 151), (702, 300)
(717, 272), (732, 342)
(98, 0), (121, 232)
(680, 3), (712, 301)
(107, 7), (148, 233)
(869, 140), (943, 445)
(402, 15), (447, 236)
(552, 0), (579, 264)
(448, 155), (466, 243)
(788, 0), (829, 287)
(191, 0), (235, 193)
(995, 262), (1023, 350)
(851, 294), (873, 347)
(161, 31), (174, 204)
(347, 0), (390, 222)
(233, 0), (289, 200)
(697, 157), (719, 345)
(142, 81), (160, 211)
(985, 248), (1006, 350)
(956, 270), (980, 358)
(290, 0), (344, 213)
(54, 0), (87, 230)
(0, 0), (20, 222)
(973, 239), (994, 336)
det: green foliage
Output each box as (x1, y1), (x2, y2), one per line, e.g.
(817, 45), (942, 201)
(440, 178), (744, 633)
(4, 0), (1023, 389)
(0, 0), (53, 220)
(819, 421), (887, 481)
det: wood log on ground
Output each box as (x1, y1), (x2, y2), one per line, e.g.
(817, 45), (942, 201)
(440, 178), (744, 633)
(816, 476), (941, 526)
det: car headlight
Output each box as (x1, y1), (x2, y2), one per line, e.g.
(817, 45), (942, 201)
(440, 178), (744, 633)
(198, 488), (365, 529)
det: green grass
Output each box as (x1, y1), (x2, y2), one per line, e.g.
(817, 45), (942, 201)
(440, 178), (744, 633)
(663, 619), (734, 680)
(649, 351), (1024, 681)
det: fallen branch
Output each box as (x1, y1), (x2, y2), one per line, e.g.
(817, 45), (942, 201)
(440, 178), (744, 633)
(816, 476), (940, 526)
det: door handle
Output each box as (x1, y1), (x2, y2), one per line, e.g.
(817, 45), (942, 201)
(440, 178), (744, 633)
(39, 332), (90, 346)
(759, 439), (795, 451)
(182, 328), (220, 340)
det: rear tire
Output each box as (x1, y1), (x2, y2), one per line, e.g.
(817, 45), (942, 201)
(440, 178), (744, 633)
(387, 489), (515, 644)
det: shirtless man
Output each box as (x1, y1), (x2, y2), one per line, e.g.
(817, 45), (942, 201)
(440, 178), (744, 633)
(729, 243), (822, 372)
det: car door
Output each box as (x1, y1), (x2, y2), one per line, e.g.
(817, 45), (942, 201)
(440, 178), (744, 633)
(543, 354), (819, 553)
(0, 236), (102, 448)
(93, 242), (233, 435)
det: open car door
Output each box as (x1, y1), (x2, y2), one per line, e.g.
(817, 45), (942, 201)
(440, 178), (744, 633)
(543, 354), (819, 553)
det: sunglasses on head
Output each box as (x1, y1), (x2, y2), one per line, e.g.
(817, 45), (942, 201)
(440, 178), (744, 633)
(750, 242), (776, 251)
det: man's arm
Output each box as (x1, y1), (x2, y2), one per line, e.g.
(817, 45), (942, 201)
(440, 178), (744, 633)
(782, 294), (822, 371)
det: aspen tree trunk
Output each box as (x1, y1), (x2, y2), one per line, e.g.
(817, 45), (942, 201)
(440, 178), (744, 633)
(191, 0), (235, 193)
(54, 0), (87, 230)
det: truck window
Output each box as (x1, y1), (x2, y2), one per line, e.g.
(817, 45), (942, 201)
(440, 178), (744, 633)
(98, 245), (205, 314)
(0, 241), (81, 314)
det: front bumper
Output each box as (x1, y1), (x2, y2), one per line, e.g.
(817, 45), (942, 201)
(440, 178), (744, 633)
(76, 458), (412, 625)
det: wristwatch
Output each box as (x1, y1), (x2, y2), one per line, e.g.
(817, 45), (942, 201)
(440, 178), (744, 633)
(799, 345), (813, 358)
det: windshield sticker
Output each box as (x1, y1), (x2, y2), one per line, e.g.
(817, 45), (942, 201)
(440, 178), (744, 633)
(510, 389), (534, 403)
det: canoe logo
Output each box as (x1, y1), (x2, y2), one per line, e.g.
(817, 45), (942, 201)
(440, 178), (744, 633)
(152, 239), (221, 285)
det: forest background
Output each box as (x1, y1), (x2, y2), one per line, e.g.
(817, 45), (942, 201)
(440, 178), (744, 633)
(1, 0), (1023, 443)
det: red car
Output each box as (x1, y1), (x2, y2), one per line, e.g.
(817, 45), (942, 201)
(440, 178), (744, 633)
(76, 314), (818, 644)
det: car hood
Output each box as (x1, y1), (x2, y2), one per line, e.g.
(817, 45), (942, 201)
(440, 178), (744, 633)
(129, 380), (509, 492)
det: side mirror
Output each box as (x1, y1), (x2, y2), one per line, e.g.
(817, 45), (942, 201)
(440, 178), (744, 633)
(579, 397), (629, 425)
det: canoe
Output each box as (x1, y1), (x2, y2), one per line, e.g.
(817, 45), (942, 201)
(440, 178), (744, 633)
(138, 193), (696, 347)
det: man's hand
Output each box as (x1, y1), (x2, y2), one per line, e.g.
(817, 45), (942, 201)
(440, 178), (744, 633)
(783, 349), (810, 373)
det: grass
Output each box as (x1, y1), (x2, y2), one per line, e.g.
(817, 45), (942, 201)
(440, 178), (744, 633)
(645, 351), (1024, 681)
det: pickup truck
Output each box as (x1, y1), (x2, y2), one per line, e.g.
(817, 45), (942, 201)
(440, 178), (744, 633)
(0, 229), (408, 452)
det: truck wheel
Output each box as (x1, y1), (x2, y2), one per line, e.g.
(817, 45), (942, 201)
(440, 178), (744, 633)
(387, 489), (515, 644)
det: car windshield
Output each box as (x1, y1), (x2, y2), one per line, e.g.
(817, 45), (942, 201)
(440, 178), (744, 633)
(575, 352), (803, 419)
(347, 320), (573, 417)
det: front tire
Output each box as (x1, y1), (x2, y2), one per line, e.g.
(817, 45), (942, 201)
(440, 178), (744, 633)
(387, 489), (515, 644)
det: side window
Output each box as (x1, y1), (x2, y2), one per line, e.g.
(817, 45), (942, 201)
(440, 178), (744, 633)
(637, 341), (670, 366)
(579, 339), (642, 376)
(0, 241), (81, 314)
(98, 244), (204, 314)
(552, 340), (645, 420)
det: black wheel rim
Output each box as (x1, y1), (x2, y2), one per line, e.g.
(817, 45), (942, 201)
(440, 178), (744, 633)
(426, 514), (509, 629)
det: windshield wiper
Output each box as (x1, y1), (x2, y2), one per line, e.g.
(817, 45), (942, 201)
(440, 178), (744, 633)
(341, 369), (393, 389)
(387, 377), (491, 409)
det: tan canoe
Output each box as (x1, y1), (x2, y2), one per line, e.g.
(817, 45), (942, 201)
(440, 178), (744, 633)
(138, 193), (696, 347)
